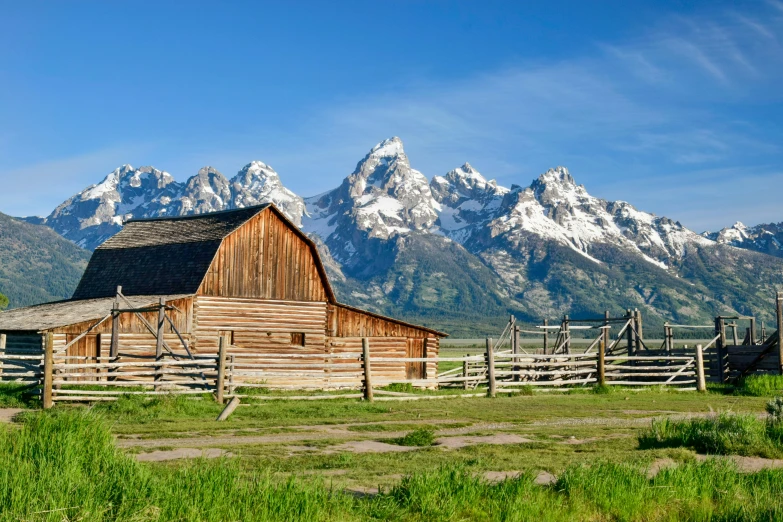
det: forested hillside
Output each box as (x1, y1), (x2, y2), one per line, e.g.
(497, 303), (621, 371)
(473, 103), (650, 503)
(0, 213), (92, 309)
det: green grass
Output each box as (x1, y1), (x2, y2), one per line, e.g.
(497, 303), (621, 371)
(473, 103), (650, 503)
(389, 428), (436, 447)
(0, 382), (38, 408)
(4, 410), (783, 520)
(639, 412), (783, 458)
(736, 374), (783, 396)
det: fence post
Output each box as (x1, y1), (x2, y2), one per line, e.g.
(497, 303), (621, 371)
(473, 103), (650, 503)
(362, 337), (373, 402)
(626, 309), (634, 356)
(716, 317), (726, 383)
(750, 317), (757, 346)
(598, 339), (606, 387)
(634, 309), (643, 354)
(563, 316), (571, 354)
(43, 332), (54, 409)
(663, 323), (670, 354)
(216, 336), (227, 404)
(513, 323), (520, 382)
(777, 292), (783, 375)
(603, 311), (610, 353)
(463, 356), (470, 390)
(154, 298), (165, 391)
(110, 285), (121, 358)
(542, 319), (548, 354)
(0, 333), (5, 378)
(486, 337), (496, 398)
(695, 344), (706, 392)
(731, 323), (739, 346)
(228, 354), (235, 395)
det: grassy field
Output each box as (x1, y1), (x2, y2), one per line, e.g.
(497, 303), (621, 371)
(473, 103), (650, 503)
(3, 376), (783, 520)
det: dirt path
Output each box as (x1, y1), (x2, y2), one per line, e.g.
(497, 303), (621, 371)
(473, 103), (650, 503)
(118, 420), (518, 450)
(0, 409), (23, 423)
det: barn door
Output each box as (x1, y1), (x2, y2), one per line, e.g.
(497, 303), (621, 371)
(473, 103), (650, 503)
(65, 334), (100, 382)
(406, 338), (425, 380)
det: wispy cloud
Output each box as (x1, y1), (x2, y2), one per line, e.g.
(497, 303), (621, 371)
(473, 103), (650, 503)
(260, 1), (783, 231)
(0, 144), (150, 217)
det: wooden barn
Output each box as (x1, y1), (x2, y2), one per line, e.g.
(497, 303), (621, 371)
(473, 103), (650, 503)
(0, 205), (445, 395)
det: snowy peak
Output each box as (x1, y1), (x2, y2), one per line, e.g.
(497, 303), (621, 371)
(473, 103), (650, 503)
(40, 160), (306, 249)
(305, 137), (439, 252)
(231, 161), (305, 226)
(367, 136), (405, 160)
(701, 221), (783, 257)
(178, 166), (231, 215)
(710, 221), (750, 244)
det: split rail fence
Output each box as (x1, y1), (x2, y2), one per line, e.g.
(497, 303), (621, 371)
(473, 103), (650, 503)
(0, 333), (707, 407)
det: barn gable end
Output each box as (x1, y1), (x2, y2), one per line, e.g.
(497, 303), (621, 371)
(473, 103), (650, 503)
(197, 206), (333, 302)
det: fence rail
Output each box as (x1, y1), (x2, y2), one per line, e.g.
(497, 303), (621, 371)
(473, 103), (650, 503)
(0, 335), (710, 406)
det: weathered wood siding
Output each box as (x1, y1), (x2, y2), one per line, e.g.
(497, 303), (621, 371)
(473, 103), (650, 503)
(48, 297), (195, 385)
(327, 304), (435, 338)
(198, 210), (329, 301)
(191, 296), (331, 388)
(727, 345), (780, 374)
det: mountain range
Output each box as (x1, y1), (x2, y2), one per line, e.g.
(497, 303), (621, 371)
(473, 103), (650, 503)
(8, 137), (783, 336)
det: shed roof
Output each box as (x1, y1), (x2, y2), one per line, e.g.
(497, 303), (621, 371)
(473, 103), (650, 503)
(0, 295), (192, 332)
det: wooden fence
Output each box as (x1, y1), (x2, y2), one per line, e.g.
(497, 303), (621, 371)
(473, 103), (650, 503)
(0, 335), (709, 406)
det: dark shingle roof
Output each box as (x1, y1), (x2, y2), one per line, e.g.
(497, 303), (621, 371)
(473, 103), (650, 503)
(100, 205), (269, 249)
(72, 206), (270, 299)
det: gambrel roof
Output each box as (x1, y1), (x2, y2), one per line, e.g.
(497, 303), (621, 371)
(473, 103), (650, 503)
(71, 205), (335, 301)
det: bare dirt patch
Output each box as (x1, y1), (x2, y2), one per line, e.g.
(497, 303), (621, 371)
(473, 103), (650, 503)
(136, 448), (233, 462)
(647, 458), (677, 478)
(696, 454), (783, 472)
(0, 408), (23, 423)
(116, 420), (516, 451)
(327, 440), (421, 454)
(437, 433), (532, 450)
(559, 433), (629, 445)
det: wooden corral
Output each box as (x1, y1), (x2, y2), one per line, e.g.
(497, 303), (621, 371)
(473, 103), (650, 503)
(0, 204), (445, 399)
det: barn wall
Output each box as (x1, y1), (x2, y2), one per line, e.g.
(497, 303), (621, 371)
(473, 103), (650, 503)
(198, 210), (328, 301)
(327, 304), (437, 339)
(191, 296), (330, 388)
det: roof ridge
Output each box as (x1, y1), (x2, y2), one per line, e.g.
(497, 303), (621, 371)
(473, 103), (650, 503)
(125, 203), (271, 224)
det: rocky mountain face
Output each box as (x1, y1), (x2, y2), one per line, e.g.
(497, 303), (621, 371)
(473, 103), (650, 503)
(704, 222), (783, 258)
(18, 137), (783, 335)
(33, 162), (304, 250)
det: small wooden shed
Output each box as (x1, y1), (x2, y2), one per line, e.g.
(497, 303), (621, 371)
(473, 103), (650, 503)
(0, 205), (445, 391)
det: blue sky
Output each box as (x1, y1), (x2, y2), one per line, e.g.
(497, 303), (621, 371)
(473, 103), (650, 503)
(1, 0), (782, 231)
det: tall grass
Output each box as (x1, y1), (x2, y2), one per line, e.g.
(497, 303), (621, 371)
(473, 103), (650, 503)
(3, 410), (783, 521)
(735, 374), (783, 396)
(638, 413), (782, 457)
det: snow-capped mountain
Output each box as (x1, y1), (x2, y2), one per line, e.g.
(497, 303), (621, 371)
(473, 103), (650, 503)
(35, 162), (305, 249)
(433, 165), (711, 270)
(703, 221), (783, 258)
(20, 136), (783, 334)
(303, 137), (439, 267)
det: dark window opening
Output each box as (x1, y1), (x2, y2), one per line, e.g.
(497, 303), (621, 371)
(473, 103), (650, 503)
(291, 333), (305, 346)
